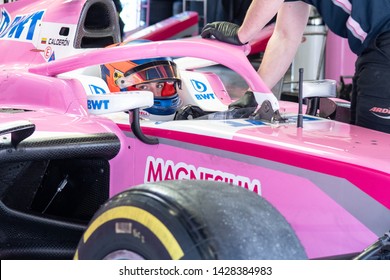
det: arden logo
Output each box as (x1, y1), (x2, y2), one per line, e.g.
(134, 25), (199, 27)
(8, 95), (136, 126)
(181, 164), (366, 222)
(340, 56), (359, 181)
(144, 156), (262, 195)
(370, 107), (390, 119)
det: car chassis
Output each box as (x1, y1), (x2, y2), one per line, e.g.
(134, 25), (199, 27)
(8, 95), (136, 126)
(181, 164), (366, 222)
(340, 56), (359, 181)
(0, 0), (389, 260)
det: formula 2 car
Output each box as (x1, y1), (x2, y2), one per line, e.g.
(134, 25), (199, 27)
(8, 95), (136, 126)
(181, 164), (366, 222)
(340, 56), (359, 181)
(0, 0), (389, 260)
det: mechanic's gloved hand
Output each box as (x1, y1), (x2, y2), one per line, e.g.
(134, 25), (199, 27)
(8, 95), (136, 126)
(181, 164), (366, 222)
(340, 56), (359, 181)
(174, 105), (210, 120)
(227, 91), (258, 118)
(201, 22), (245, 46)
(229, 90), (258, 109)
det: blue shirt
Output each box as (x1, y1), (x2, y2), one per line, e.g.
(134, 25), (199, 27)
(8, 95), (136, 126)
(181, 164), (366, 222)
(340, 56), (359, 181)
(285, 0), (390, 55)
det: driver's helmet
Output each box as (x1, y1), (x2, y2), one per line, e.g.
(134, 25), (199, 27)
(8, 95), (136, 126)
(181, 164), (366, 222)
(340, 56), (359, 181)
(101, 40), (182, 121)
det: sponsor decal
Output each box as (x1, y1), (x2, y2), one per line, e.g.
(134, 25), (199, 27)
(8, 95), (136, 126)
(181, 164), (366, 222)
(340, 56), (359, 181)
(48, 37), (70, 46)
(227, 120), (265, 127)
(370, 107), (390, 119)
(88, 99), (109, 110)
(43, 46), (52, 60)
(145, 156), (262, 195)
(0, 9), (11, 36)
(190, 79), (216, 100)
(48, 50), (55, 62)
(190, 79), (207, 92)
(140, 110), (150, 118)
(194, 93), (215, 100)
(89, 84), (107, 95)
(0, 9), (44, 41)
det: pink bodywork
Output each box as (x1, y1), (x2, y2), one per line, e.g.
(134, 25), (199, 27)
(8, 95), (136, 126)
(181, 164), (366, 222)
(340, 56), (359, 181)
(1, 0), (389, 260)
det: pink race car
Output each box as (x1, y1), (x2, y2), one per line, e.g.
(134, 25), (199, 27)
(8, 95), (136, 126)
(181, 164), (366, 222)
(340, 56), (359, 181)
(0, 0), (389, 260)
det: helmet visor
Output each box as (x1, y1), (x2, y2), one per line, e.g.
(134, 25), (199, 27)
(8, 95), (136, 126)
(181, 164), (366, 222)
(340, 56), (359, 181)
(116, 60), (180, 90)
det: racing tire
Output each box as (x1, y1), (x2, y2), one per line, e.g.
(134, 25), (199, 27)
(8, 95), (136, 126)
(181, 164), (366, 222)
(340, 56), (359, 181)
(75, 180), (307, 260)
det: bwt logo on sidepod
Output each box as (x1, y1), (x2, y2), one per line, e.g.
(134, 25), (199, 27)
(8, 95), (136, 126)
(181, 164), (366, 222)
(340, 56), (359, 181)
(190, 79), (215, 101)
(0, 8), (44, 41)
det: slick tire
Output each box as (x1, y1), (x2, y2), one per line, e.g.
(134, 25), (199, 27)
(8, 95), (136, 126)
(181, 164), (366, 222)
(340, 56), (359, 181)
(75, 180), (307, 260)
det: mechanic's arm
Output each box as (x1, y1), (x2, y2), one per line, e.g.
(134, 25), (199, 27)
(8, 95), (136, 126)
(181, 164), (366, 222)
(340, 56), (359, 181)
(255, 2), (310, 89)
(236, 0), (284, 44)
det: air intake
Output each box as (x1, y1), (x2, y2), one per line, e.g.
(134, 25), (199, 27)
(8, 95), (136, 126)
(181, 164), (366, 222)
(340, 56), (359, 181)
(74, 0), (121, 48)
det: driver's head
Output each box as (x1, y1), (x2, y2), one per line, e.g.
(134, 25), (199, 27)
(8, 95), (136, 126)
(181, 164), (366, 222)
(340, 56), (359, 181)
(101, 40), (182, 120)
(101, 57), (180, 96)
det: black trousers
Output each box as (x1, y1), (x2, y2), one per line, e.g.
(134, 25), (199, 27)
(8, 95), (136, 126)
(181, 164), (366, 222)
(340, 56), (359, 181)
(351, 31), (390, 133)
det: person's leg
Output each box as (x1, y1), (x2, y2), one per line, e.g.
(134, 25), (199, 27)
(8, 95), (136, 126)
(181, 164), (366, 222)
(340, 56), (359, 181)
(353, 31), (390, 133)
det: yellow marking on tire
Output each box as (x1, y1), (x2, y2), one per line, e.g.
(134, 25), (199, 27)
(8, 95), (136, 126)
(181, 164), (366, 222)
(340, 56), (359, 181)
(83, 206), (184, 259)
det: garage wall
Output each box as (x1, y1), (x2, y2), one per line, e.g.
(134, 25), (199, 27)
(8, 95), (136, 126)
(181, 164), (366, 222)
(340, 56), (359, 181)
(149, 0), (243, 25)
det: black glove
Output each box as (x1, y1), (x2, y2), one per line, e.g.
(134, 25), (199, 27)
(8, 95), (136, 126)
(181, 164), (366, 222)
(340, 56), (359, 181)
(226, 91), (258, 118)
(229, 91), (258, 109)
(201, 21), (245, 46)
(174, 105), (210, 120)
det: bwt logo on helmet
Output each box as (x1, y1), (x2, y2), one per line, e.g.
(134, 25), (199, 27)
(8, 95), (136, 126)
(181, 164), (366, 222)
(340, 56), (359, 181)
(190, 79), (216, 101)
(0, 9), (44, 41)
